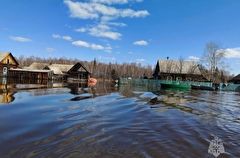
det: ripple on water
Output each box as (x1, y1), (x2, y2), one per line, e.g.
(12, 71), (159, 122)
(0, 87), (240, 158)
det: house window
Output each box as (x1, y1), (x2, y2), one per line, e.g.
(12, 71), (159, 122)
(186, 77), (192, 81)
(167, 76), (172, 81)
(176, 77), (182, 81)
(7, 59), (9, 64)
(3, 67), (8, 76)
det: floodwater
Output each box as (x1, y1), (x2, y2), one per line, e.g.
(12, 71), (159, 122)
(0, 82), (239, 158)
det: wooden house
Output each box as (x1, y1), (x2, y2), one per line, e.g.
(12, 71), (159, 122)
(153, 59), (208, 82)
(44, 62), (90, 81)
(0, 52), (19, 77)
(0, 52), (90, 82)
(0, 52), (53, 80)
(67, 62), (90, 82)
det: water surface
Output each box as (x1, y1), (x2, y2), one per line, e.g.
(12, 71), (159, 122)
(0, 83), (239, 158)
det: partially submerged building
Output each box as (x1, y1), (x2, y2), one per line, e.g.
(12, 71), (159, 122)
(0, 52), (53, 80)
(0, 52), (90, 82)
(44, 63), (90, 81)
(67, 62), (90, 81)
(153, 59), (208, 82)
(44, 64), (73, 80)
(228, 74), (240, 84)
(8, 68), (53, 81)
(25, 62), (91, 81)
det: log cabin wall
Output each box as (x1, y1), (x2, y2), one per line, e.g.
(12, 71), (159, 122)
(8, 70), (52, 80)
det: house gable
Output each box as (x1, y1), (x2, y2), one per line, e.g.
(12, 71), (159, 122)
(0, 52), (19, 66)
(68, 62), (90, 73)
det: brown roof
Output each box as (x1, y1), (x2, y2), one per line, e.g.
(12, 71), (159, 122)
(0, 52), (9, 61)
(26, 62), (50, 70)
(156, 59), (201, 74)
(45, 64), (73, 75)
(68, 62), (90, 73)
(0, 52), (19, 65)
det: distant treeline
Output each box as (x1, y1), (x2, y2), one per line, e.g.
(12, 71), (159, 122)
(17, 55), (153, 79)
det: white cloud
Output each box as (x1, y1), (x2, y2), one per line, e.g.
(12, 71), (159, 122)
(75, 24), (122, 40)
(62, 36), (73, 41)
(187, 56), (200, 61)
(52, 34), (73, 41)
(72, 40), (90, 48)
(120, 9), (149, 18)
(64, 0), (99, 19)
(91, 0), (128, 5)
(72, 40), (112, 51)
(133, 40), (148, 46)
(52, 34), (61, 39)
(89, 24), (121, 40)
(64, 0), (149, 20)
(46, 47), (56, 53)
(64, 0), (148, 41)
(9, 36), (32, 42)
(75, 27), (87, 32)
(91, 0), (143, 5)
(108, 22), (127, 27)
(218, 48), (240, 59)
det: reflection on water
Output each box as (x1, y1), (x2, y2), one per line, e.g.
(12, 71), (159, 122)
(0, 81), (240, 158)
(0, 84), (15, 103)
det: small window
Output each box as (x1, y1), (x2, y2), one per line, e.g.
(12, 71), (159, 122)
(186, 77), (192, 81)
(3, 67), (8, 76)
(176, 77), (182, 81)
(7, 59), (9, 64)
(167, 76), (172, 81)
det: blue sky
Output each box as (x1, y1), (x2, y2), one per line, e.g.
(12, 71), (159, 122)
(1, 0), (240, 74)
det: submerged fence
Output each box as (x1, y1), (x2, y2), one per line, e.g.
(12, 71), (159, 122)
(222, 84), (240, 91)
(119, 78), (240, 92)
(119, 78), (212, 87)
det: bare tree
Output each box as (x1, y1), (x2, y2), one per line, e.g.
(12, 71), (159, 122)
(177, 56), (184, 73)
(187, 63), (198, 74)
(166, 59), (174, 73)
(16, 55), (153, 79)
(202, 42), (225, 82)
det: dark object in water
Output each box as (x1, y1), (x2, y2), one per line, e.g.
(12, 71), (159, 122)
(191, 85), (214, 91)
(148, 97), (159, 104)
(70, 94), (93, 101)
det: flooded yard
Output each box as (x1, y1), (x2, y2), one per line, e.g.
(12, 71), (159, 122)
(0, 83), (239, 158)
